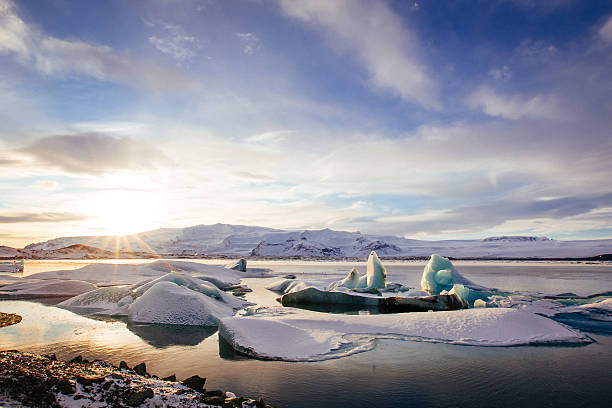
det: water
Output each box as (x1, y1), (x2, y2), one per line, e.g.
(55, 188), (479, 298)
(1, 260), (612, 407)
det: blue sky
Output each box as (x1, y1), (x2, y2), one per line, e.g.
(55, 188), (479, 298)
(1, 0), (612, 246)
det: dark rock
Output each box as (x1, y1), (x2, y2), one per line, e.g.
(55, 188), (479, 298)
(119, 360), (129, 370)
(44, 353), (57, 361)
(102, 381), (112, 390)
(76, 376), (106, 386)
(182, 375), (206, 392)
(283, 274), (297, 279)
(57, 378), (75, 395)
(204, 389), (225, 397)
(73, 394), (85, 400)
(162, 374), (176, 382)
(70, 355), (83, 364)
(82, 359), (89, 364)
(127, 388), (154, 406)
(133, 362), (147, 376)
(255, 397), (267, 408)
(203, 395), (225, 405)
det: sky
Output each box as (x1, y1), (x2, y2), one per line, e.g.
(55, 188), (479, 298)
(1, 0), (612, 247)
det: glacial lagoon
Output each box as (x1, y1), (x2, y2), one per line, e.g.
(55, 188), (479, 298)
(1, 259), (611, 407)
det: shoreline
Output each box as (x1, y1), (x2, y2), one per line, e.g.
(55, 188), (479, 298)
(0, 350), (272, 408)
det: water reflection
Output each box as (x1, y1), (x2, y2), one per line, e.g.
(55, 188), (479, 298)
(127, 322), (218, 348)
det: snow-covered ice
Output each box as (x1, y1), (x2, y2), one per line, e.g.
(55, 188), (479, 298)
(59, 271), (252, 325)
(0, 279), (96, 298)
(128, 281), (246, 325)
(219, 306), (591, 361)
(26, 260), (261, 288)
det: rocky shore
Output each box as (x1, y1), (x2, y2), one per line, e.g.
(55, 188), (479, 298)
(0, 351), (273, 408)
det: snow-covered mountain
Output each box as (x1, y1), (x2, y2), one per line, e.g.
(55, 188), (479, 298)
(17, 224), (612, 259)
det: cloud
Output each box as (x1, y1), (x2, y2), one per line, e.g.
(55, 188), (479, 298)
(489, 65), (512, 81)
(0, 0), (196, 92)
(467, 86), (563, 120)
(146, 19), (199, 61)
(235, 32), (263, 54)
(0, 212), (87, 223)
(277, 0), (438, 109)
(19, 133), (172, 175)
(599, 15), (612, 43)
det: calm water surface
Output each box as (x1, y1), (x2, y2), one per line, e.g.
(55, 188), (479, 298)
(1, 259), (611, 407)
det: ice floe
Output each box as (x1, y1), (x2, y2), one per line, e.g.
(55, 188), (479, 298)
(59, 271), (252, 325)
(219, 306), (592, 361)
(26, 260), (264, 288)
(0, 279), (96, 298)
(128, 281), (247, 325)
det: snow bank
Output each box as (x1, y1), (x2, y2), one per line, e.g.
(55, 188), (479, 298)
(0, 279), (96, 298)
(219, 307), (591, 361)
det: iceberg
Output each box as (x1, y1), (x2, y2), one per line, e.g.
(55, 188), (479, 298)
(327, 251), (387, 291)
(449, 283), (492, 305)
(327, 268), (362, 290)
(58, 271), (252, 325)
(219, 307), (591, 361)
(420, 254), (491, 305)
(128, 281), (241, 326)
(366, 251), (386, 289)
(58, 286), (132, 311)
(226, 258), (247, 272)
(278, 287), (468, 312)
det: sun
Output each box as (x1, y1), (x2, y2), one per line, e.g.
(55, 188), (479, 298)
(88, 191), (159, 236)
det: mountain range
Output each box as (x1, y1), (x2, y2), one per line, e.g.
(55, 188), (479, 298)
(2, 224), (611, 259)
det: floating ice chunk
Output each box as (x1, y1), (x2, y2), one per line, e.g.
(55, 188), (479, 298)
(366, 251), (386, 289)
(474, 299), (487, 308)
(58, 286), (132, 310)
(226, 258), (247, 272)
(128, 281), (249, 326)
(421, 254), (488, 296)
(278, 287), (468, 312)
(449, 283), (491, 305)
(328, 268), (362, 290)
(132, 272), (223, 299)
(219, 307), (591, 361)
(0, 279), (96, 298)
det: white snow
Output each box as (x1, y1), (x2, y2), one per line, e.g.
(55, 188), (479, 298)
(219, 306), (590, 361)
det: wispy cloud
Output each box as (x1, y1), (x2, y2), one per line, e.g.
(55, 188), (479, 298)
(0, 0), (196, 92)
(0, 212), (87, 223)
(599, 15), (612, 43)
(19, 133), (172, 175)
(467, 86), (563, 120)
(235, 32), (263, 54)
(277, 0), (438, 109)
(146, 19), (199, 61)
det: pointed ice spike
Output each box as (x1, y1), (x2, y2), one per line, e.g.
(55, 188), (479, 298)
(366, 251), (386, 289)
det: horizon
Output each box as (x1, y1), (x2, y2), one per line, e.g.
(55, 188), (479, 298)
(2, 0), (612, 247)
(11, 222), (612, 251)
